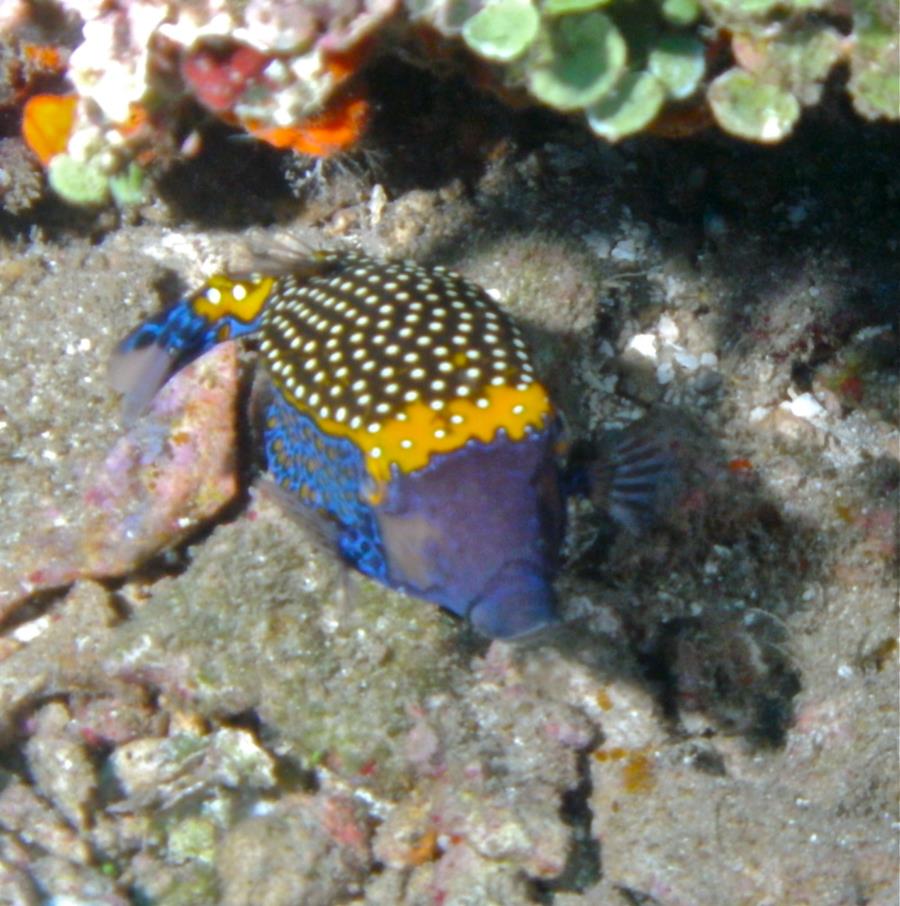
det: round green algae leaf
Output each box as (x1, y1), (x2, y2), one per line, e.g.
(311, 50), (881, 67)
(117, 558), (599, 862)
(109, 162), (146, 207)
(527, 11), (628, 111)
(848, 5), (900, 120)
(586, 70), (666, 140)
(648, 33), (705, 100)
(708, 67), (800, 142)
(707, 0), (778, 13)
(660, 0), (699, 26)
(462, 0), (541, 63)
(850, 56), (900, 120)
(48, 153), (109, 206)
(542, 0), (612, 15)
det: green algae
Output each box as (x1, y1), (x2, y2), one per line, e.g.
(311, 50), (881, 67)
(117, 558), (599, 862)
(450, 0), (898, 145)
(462, 0), (540, 62)
(543, 0), (613, 13)
(109, 162), (147, 207)
(166, 815), (218, 865)
(849, 0), (900, 120)
(648, 33), (704, 100)
(586, 71), (666, 140)
(48, 154), (109, 207)
(660, 0), (699, 25)
(527, 11), (628, 111)
(707, 67), (800, 143)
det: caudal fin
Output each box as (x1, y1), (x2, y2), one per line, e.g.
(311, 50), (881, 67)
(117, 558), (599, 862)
(108, 302), (211, 423)
(109, 272), (277, 422)
(592, 422), (678, 533)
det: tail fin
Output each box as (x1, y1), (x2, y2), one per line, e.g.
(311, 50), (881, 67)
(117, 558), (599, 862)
(592, 421), (678, 533)
(108, 302), (211, 421)
(108, 273), (275, 422)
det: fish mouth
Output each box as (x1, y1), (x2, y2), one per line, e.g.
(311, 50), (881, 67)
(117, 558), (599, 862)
(466, 560), (558, 640)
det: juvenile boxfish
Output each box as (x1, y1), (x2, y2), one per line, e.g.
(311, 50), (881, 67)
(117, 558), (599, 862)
(110, 247), (665, 639)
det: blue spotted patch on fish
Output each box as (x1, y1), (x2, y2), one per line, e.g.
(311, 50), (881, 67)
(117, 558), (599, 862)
(111, 250), (565, 638)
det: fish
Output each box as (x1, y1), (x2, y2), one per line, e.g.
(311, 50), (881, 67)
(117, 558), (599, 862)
(110, 247), (667, 639)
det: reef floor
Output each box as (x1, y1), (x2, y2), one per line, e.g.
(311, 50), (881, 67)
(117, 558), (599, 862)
(0, 91), (897, 905)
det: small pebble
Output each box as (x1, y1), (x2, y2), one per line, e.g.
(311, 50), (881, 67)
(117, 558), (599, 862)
(690, 369), (722, 395)
(782, 392), (826, 421)
(656, 362), (675, 385)
(674, 349), (699, 371)
(658, 315), (679, 343)
(787, 203), (808, 225)
(611, 238), (638, 261)
(626, 333), (658, 361)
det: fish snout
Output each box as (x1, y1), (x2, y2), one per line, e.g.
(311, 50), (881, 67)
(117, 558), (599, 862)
(467, 561), (558, 640)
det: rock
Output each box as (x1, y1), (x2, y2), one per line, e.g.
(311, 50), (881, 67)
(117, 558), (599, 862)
(25, 702), (97, 832)
(0, 582), (118, 745)
(0, 343), (240, 618)
(217, 793), (371, 906)
(0, 779), (91, 866)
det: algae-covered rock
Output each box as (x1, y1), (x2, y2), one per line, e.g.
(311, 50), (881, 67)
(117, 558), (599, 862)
(446, 0), (898, 144)
(0, 138), (44, 214)
(101, 498), (463, 798)
(28, 855), (130, 906)
(0, 581), (118, 744)
(167, 815), (218, 865)
(149, 865), (220, 906)
(14, 0), (897, 211)
(0, 779), (92, 866)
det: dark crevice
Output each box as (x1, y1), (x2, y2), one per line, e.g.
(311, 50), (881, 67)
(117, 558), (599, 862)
(635, 614), (802, 748)
(616, 886), (663, 905)
(0, 586), (67, 634)
(530, 747), (601, 902)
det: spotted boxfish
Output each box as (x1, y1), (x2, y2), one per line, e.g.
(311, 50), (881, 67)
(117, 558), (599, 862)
(110, 247), (666, 639)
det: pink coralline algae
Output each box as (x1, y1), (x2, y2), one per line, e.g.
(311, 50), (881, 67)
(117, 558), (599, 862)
(1, 342), (239, 619)
(181, 44), (272, 114)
